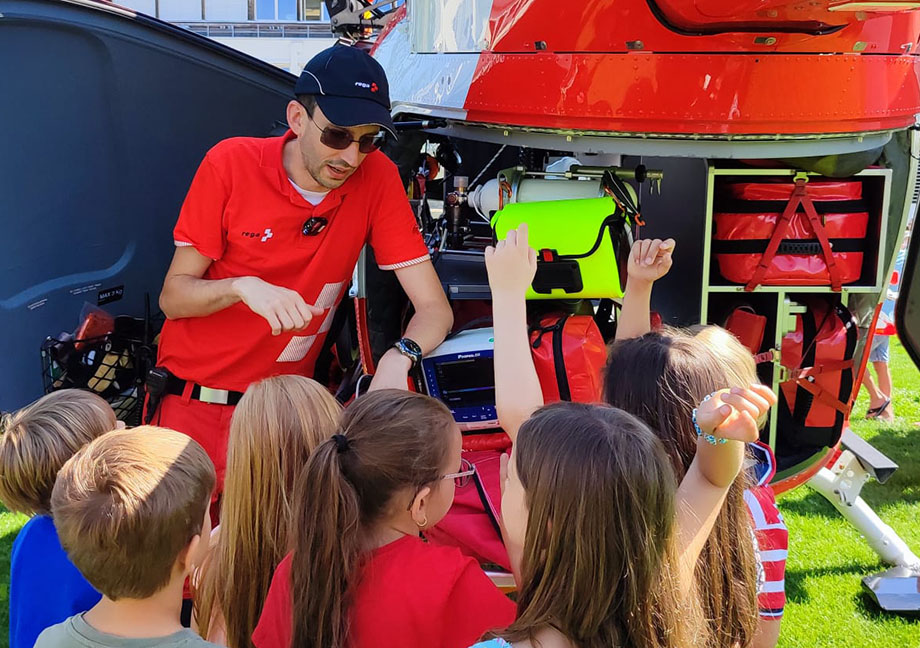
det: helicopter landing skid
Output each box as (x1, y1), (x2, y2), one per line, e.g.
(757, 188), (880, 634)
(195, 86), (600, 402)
(806, 431), (920, 613)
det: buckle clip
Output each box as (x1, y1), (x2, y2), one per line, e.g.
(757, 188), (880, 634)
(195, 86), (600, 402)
(198, 386), (230, 405)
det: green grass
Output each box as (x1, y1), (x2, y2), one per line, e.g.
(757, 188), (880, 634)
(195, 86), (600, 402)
(1, 342), (918, 647)
(0, 509), (28, 648)
(777, 337), (920, 648)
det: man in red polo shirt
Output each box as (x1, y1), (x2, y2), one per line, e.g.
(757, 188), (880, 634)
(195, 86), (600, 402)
(151, 45), (453, 489)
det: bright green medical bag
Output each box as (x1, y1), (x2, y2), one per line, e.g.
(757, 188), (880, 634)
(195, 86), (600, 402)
(491, 197), (632, 300)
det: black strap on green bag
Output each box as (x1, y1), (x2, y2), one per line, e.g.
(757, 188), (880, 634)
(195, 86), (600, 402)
(532, 213), (631, 295)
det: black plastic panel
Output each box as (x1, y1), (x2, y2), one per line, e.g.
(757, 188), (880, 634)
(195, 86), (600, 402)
(0, 0), (295, 409)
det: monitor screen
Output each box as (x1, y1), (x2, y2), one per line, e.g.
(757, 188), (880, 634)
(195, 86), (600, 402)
(434, 356), (495, 409)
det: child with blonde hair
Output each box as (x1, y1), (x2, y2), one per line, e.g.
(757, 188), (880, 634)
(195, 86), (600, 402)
(0, 390), (117, 648)
(606, 332), (761, 648)
(36, 427), (219, 648)
(610, 237), (786, 648)
(692, 324), (789, 648)
(194, 375), (342, 647)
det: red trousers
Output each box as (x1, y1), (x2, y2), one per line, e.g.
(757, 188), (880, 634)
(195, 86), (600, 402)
(146, 391), (235, 497)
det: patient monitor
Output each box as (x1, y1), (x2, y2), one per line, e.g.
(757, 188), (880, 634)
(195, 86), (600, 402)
(421, 328), (499, 431)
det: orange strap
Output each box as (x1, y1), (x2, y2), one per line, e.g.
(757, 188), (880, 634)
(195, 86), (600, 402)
(745, 179), (842, 292)
(783, 358), (855, 414)
(354, 298), (375, 375)
(603, 184), (645, 238)
(498, 180), (512, 210)
(793, 377), (852, 414)
(795, 359), (854, 378)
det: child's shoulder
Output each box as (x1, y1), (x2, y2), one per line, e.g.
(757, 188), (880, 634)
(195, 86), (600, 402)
(12, 515), (61, 559)
(394, 535), (478, 574)
(35, 614), (222, 648)
(15, 513), (55, 538)
(161, 631), (224, 648)
(33, 615), (76, 648)
(470, 640), (513, 648)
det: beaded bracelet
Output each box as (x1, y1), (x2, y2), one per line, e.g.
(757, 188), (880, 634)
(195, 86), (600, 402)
(691, 393), (728, 446)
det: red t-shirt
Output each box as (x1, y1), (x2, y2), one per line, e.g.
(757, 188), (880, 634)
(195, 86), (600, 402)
(253, 535), (516, 648)
(157, 131), (430, 392)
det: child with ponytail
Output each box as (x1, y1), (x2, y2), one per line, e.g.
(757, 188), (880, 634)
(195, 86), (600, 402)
(253, 389), (516, 648)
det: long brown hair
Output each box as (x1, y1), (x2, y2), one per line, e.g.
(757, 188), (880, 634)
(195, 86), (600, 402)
(290, 389), (456, 648)
(499, 402), (694, 648)
(195, 376), (341, 648)
(605, 331), (759, 648)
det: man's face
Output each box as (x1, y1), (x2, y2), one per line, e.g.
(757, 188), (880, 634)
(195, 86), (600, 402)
(295, 103), (380, 190)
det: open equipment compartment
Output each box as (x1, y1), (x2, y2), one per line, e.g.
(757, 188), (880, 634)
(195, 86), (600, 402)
(700, 166), (892, 487)
(703, 167), (891, 294)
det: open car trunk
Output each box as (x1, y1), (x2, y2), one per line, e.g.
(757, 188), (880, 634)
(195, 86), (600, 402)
(0, 0), (294, 411)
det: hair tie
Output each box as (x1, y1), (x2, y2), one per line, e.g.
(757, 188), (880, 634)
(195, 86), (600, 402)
(332, 434), (351, 454)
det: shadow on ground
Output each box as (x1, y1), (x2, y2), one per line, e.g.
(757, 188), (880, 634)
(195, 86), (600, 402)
(779, 423), (920, 519)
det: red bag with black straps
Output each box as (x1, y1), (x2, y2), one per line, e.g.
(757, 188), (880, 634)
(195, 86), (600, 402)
(713, 178), (869, 291)
(427, 314), (608, 568)
(530, 313), (608, 404)
(776, 298), (857, 457)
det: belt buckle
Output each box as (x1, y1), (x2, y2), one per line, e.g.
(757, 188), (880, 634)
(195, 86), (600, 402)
(198, 386), (230, 405)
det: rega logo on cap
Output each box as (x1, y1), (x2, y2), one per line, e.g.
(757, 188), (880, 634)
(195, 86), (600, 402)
(355, 81), (371, 88)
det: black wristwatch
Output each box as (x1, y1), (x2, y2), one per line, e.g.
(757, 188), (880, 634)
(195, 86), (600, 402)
(393, 337), (423, 367)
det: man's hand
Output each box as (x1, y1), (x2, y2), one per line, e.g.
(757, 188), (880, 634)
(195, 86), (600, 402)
(368, 348), (414, 392)
(232, 276), (325, 336)
(626, 238), (675, 285)
(695, 384), (777, 444)
(485, 224), (537, 296)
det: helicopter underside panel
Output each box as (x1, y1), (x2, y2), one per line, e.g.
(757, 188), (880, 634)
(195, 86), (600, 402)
(375, 2), (920, 138)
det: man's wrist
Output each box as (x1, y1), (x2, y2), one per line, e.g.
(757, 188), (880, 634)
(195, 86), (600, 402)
(230, 276), (253, 300)
(381, 347), (414, 371)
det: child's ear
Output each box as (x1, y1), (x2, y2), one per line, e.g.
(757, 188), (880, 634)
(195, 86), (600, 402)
(177, 533), (203, 575)
(409, 486), (432, 530)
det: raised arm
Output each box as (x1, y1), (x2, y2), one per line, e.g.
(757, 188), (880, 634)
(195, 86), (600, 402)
(485, 225), (543, 442)
(673, 384), (777, 596)
(615, 238), (675, 341)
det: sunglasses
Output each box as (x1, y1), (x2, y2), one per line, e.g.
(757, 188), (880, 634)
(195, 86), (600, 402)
(301, 101), (386, 154)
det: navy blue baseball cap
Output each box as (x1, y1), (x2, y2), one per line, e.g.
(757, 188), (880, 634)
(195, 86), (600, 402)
(294, 45), (395, 136)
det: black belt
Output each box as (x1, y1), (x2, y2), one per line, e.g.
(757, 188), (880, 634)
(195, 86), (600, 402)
(164, 374), (245, 406)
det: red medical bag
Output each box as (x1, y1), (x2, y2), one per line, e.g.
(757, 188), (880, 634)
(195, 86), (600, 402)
(713, 178), (869, 291)
(724, 306), (768, 355)
(530, 313), (608, 404)
(777, 298), (857, 454)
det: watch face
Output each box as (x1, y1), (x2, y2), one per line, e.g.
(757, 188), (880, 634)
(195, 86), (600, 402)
(401, 338), (422, 356)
